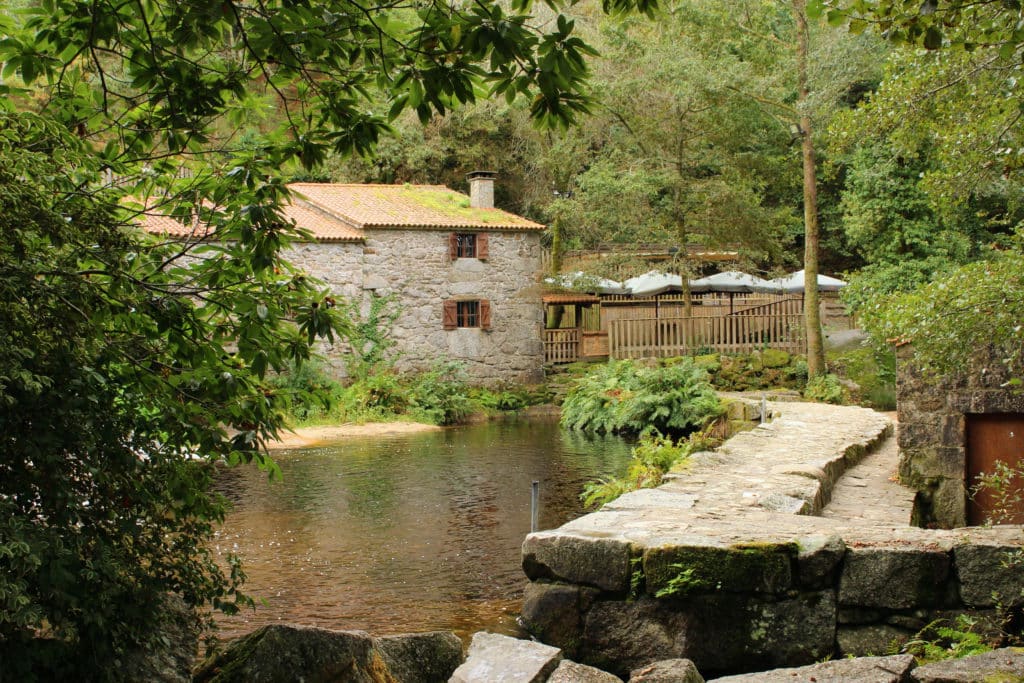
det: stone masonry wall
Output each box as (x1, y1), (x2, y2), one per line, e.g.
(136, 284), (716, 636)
(287, 230), (544, 384)
(519, 402), (1024, 679)
(897, 344), (1024, 528)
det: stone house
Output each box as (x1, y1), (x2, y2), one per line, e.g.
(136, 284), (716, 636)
(142, 173), (546, 384)
(897, 344), (1024, 527)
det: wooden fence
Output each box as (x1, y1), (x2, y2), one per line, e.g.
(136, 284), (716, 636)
(544, 328), (581, 364)
(609, 313), (806, 359)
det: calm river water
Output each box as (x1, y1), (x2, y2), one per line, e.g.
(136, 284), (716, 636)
(212, 419), (632, 640)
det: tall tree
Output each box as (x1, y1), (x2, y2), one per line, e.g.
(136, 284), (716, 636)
(792, 0), (826, 376)
(0, 0), (649, 676)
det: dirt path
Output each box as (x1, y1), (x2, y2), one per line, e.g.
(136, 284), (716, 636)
(267, 421), (442, 449)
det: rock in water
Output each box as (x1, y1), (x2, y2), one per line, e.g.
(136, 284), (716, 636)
(629, 659), (705, 683)
(449, 632), (562, 683)
(193, 624), (462, 683)
(373, 631), (463, 683)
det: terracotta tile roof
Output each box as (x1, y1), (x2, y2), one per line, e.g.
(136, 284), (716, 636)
(136, 198), (365, 243)
(288, 183), (545, 231)
(136, 182), (543, 242)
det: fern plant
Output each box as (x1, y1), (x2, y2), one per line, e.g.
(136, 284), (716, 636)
(560, 359), (722, 435)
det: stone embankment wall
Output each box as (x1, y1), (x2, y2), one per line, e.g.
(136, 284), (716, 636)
(287, 229), (544, 384)
(520, 401), (1024, 679)
(897, 344), (1024, 527)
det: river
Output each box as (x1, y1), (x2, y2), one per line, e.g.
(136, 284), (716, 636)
(212, 419), (632, 641)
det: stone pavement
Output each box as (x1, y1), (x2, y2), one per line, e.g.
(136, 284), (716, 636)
(820, 421), (916, 526)
(520, 399), (1024, 677)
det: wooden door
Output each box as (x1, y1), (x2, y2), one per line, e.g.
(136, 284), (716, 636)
(966, 413), (1024, 525)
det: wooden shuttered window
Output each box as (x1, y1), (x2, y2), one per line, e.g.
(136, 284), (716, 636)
(443, 299), (491, 330)
(448, 232), (488, 260)
(448, 233), (459, 261)
(480, 299), (491, 329)
(442, 300), (458, 330)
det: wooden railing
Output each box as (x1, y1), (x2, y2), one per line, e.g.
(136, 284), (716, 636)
(544, 328), (581, 364)
(728, 295), (804, 318)
(609, 314), (806, 359)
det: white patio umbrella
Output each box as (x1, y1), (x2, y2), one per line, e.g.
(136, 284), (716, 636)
(622, 271), (684, 297)
(687, 270), (775, 314)
(688, 270), (774, 293)
(765, 269), (847, 293)
(544, 271), (628, 295)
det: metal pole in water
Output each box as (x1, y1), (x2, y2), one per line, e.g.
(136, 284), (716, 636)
(531, 480), (540, 533)
(761, 393), (767, 424)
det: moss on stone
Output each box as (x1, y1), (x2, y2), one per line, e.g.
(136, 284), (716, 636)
(761, 349), (792, 368)
(644, 542), (797, 598)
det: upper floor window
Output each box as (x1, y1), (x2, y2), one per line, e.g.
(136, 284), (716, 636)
(449, 232), (489, 260)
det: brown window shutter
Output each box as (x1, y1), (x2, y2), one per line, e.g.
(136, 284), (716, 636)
(480, 299), (492, 330)
(448, 233), (459, 261)
(442, 300), (457, 330)
(476, 232), (489, 260)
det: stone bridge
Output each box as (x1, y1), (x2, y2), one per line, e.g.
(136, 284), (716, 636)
(520, 400), (1024, 679)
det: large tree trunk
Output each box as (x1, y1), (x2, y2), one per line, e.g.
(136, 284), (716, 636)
(793, 0), (826, 377)
(550, 216), (563, 277)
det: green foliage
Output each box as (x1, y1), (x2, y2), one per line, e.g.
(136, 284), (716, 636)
(971, 460), (1024, 527)
(901, 615), (994, 663)
(0, 115), (347, 679)
(581, 428), (719, 508)
(827, 345), (896, 410)
(629, 556), (646, 600)
(339, 293), (401, 381)
(654, 564), (704, 599)
(561, 359), (722, 435)
(803, 373), (846, 404)
(858, 247), (1024, 379)
(468, 386), (533, 412)
(269, 360), (344, 422)
(407, 361), (474, 426)
(695, 352), (810, 393)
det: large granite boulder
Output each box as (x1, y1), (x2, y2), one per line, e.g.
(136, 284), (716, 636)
(708, 654), (916, 682)
(629, 659), (704, 682)
(577, 591), (836, 677)
(373, 632), (463, 683)
(449, 632), (562, 683)
(909, 647), (1024, 682)
(547, 660), (622, 683)
(193, 625), (461, 683)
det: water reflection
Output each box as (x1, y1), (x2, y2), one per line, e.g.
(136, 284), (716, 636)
(213, 420), (632, 641)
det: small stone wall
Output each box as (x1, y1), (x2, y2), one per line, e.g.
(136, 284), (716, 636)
(287, 229), (544, 384)
(897, 344), (1024, 527)
(519, 401), (1024, 679)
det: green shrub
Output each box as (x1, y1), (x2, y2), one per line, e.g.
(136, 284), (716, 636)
(827, 345), (896, 410)
(469, 386), (530, 412)
(269, 360), (343, 421)
(581, 428), (720, 508)
(803, 373), (845, 404)
(408, 360), (473, 425)
(561, 359), (722, 435)
(901, 615), (994, 663)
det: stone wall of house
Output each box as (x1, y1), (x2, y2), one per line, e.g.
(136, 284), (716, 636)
(286, 230), (544, 384)
(897, 344), (1024, 528)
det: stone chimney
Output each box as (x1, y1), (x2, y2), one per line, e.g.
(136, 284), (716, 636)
(467, 171), (497, 209)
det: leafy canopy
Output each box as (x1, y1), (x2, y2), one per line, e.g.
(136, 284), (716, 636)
(0, 112), (351, 679)
(0, 0), (658, 677)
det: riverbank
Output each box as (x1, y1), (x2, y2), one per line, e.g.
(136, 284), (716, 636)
(267, 421), (442, 449)
(268, 405), (562, 449)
